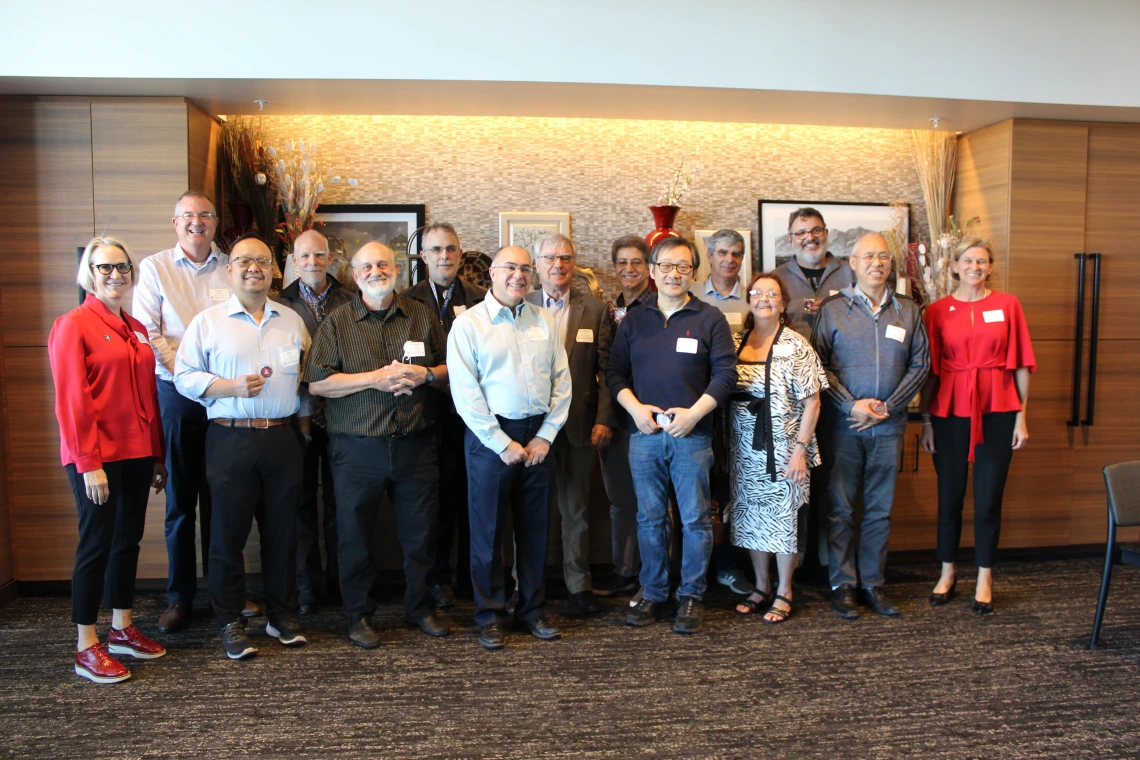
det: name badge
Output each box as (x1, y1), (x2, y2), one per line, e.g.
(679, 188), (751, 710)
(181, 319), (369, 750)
(278, 346), (300, 368)
(526, 326), (547, 341)
(726, 312), (743, 327)
(772, 343), (793, 358)
(676, 337), (699, 354)
(885, 325), (907, 343)
(209, 288), (229, 301)
(403, 341), (426, 358)
(983, 309), (1005, 323)
(453, 305), (466, 316)
(133, 331), (148, 343)
(830, 290), (840, 296)
(576, 328), (594, 343)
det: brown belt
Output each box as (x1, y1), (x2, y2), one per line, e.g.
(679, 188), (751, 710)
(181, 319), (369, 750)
(212, 416), (294, 429)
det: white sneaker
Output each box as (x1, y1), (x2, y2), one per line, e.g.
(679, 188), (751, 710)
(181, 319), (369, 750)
(629, 587), (643, 608)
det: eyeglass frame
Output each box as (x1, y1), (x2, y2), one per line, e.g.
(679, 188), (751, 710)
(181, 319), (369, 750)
(790, 226), (827, 239)
(652, 261), (695, 275)
(90, 262), (134, 275)
(491, 263), (534, 276)
(176, 212), (217, 222)
(230, 256), (275, 270)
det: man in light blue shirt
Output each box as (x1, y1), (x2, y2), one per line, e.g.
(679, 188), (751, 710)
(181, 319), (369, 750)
(447, 245), (571, 650)
(175, 233), (311, 661)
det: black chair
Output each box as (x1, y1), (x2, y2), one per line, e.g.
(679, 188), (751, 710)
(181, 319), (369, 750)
(1090, 460), (1140, 649)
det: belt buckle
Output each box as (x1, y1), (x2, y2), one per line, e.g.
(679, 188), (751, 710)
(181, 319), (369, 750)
(252, 418), (270, 429)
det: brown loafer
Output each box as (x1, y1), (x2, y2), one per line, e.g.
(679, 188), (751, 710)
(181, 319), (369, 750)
(158, 602), (191, 633)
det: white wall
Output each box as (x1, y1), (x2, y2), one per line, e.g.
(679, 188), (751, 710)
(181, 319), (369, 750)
(5, 0), (1138, 108)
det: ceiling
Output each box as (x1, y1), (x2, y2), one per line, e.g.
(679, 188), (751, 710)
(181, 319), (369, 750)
(3, 78), (1139, 133)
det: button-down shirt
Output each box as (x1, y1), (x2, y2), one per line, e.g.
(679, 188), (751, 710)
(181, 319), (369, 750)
(174, 295), (311, 419)
(133, 244), (231, 381)
(303, 293), (446, 438)
(543, 290), (571, 346)
(298, 279), (335, 326)
(691, 277), (749, 333)
(447, 291), (572, 453)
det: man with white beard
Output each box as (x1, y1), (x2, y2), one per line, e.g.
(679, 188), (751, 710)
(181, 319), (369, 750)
(305, 242), (451, 649)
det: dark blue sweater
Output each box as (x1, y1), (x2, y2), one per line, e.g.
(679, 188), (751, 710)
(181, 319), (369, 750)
(606, 295), (737, 438)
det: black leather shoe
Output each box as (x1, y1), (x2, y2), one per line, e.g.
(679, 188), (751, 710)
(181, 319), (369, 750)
(347, 616), (381, 649)
(861, 586), (901, 617)
(478, 623), (505, 651)
(522, 614), (561, 641)
(929, 579), (957, 607)
(299, 588), (318, 616)
(594, 573), (638, 598)
(830, 584), (860, 620)
(673, 596), (704, 634)
(505, 590), (519, 618)
(567, 590), (600, 614)
(626, 597), (662, 627)
(405, 612), (451, 638)
(158, 602), (191, 634)
(430, 583), (456, 609)
(971, 599), (995, 616)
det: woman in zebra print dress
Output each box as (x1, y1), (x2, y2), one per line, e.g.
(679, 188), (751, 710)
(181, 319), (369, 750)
(725, 272), (826, 623)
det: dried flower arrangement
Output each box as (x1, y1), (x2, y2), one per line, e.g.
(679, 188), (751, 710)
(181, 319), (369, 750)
(218, 117), (279, 241)
(918, 214), (980, 304)
(268, 139), (358, 249)
(656, 154), (700, 207)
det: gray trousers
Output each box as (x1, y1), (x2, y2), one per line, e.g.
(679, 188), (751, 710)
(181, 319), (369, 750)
(825, 433), (903, 589)
(553, 435), (597, 594)
(599, 427), (640, 578)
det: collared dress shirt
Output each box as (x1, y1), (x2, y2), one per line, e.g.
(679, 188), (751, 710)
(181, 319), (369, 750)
(174, 295), (311, 419)
(298, 279), (334, 325)
(543, 290), (570, 346)
(691, 277), (749, 333)
(133, 244), (231, 381)
(447, 291), (572, 453)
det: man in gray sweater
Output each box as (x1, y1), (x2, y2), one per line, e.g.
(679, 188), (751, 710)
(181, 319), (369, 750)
(811, 233), (929, 619)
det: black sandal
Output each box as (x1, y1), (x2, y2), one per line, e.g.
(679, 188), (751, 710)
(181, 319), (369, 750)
(735, 588), (772, 616)
(763, 595), (794, 625)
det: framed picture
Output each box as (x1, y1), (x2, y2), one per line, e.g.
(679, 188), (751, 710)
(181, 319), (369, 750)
(311, 203), (426, 291)
(499, 211), (571, 253)
(758, 201), (908, 271)
(694, 229), (753, 290)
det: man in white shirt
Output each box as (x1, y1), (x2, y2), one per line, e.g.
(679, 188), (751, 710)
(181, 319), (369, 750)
(133, 190), (230, 634)
(447, 245), (571, 651)
(175, 233), (311, 660)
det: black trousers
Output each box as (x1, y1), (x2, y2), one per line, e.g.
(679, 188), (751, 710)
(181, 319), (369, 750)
(429, 410), (471, 590)
(297, 424), (338, 596)
(206, 423), (304, 625)
(329, 431), (439, 620)
(157, 378), (212, 605)
(67, 458), (153, 625)
(931, 411), (1017, 568)
(466, 415), (555, 627)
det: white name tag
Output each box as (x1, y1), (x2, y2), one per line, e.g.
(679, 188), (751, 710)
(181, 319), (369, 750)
(453, 305), (466, 316)
(526, 326), (547, 341)
(830, 290), (840, 296)
(676, 337), (699, 354)
(772, 343), (793, 358)
(726, 312), (743, 326)
(983, 309), (1005, 323)
(885, 324), (907, 343)
(402, 341), (426, 358)
(133, 331), (148, 343)
(279, 346), (300, 367)
(576, 328), (594, 343)
(209, 288), (229, 301)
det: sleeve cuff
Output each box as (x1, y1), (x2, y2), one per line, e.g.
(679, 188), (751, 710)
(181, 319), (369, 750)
(488, 429), (513, 454)
(536, 422), (560, 444)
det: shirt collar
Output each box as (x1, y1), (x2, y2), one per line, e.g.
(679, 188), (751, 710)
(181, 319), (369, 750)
(852, 285), (895, 312)
(299, 278), (332, 302)
(225, 293), (279, 321)
(175, 243), (221, 267)
(543, 290), (569, 309)
(485, 290), (527, 321)
(702, 278), (742, 300)
(350, 291), (404, 322)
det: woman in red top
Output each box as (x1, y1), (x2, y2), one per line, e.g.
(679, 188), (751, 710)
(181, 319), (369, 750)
(49, 236), (169, 683)
(920, 238), (1035, 615)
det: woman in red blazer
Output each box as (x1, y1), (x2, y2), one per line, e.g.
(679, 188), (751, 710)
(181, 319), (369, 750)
(49, 236), (168, 683)
(920, 239), (1036, 615)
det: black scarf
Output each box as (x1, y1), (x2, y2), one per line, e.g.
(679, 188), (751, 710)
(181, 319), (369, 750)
(735, 323), (785, 483)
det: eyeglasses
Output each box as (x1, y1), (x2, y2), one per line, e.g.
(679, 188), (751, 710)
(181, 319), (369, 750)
(177, 212), (217, 221)
(856, 252), (894, 263)
(91, 262), (132, 275)
(748, 289), (782, 301)
(424, 245), (459, 255)
(231, 256), (274, 269)
(492, 263), (534, 276)
(791, 227), (826, 239)
(537, 254), (574, 265)
(615, 258), (647, 269)
(653, 262), (694, 274)
(713, 248), (745, 259)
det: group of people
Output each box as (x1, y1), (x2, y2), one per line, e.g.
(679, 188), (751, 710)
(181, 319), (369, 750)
(51, 193), (1036, 683)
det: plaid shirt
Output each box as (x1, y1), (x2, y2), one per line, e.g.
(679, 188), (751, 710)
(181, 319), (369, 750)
(298, 279), (334, 326)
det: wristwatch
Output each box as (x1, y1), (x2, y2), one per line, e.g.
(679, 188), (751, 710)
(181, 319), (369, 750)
(425, 367), (435, 385)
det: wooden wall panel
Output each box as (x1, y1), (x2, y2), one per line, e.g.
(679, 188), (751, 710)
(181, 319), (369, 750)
(1007, 121), (1089, 341)
(187, 102), (222, 204)
(953, 119), (1012, 293)
(0, 101), (95, 347)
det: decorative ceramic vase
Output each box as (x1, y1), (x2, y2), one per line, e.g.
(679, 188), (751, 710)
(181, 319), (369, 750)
(645, 205), (682, 250)
(224, 200), (253, 244)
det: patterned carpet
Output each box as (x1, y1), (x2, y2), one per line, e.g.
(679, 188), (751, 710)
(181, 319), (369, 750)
(1, 558), (1139, 759)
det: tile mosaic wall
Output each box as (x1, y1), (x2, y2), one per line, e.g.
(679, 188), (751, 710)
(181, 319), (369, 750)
(255, 115), (929, 297)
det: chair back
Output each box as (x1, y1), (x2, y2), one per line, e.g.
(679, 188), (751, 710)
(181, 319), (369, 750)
(1103, 461), (1140, 527)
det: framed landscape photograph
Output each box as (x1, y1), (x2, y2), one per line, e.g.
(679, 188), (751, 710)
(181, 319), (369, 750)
(758, 200), (908, 271)
(499, 211), (571, 253)
(314, 203), (426, 290)
(693, 229), (753, 289)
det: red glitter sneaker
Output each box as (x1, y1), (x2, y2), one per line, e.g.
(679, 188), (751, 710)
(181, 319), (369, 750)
(107, 624), (167, 660)
(74, 643), (130, 684)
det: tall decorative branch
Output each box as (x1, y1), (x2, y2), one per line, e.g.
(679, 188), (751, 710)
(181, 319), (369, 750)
(656, 154), (699, 207)
(268, 139), (358, 249)
(218, 117), (279, 242)
(911, 130), (960, 303)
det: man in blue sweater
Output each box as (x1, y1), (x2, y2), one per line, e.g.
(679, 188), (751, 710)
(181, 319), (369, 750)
(812, 233), (929, 619)
(607, 237), (737, 634)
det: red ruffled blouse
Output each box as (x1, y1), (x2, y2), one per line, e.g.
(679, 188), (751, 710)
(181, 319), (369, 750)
(925, 291), (1036, 461)
(48, 295), (164, 473)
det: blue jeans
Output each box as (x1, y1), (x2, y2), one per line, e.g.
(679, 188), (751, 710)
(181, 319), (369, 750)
(629, 432), (714, 602)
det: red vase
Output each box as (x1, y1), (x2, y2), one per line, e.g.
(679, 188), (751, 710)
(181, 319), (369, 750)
(645, 205), (682, 250)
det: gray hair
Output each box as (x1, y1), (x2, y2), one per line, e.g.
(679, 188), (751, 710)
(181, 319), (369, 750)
(422, 221), (461, 248)
(650, 237), (700, 271)
(173, 190), (215, 216)
(705, 228), (744, 255)
(533, 233), (576, 259)
(77, 236), (140, 294)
